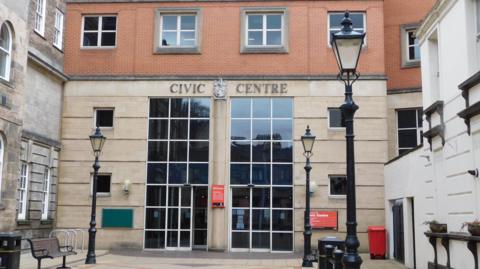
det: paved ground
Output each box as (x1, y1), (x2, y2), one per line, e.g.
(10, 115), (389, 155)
(20, 250), (407, 269)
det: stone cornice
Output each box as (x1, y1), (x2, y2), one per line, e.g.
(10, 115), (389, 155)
(416, 0), (456, 43)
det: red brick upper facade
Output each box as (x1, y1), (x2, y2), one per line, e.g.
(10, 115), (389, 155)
(64, 1), (386, 77)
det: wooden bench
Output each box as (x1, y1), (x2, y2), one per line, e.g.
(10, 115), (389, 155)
(26, 237), (76, 269)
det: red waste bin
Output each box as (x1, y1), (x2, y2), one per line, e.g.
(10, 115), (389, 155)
(368, 226), (386, 259)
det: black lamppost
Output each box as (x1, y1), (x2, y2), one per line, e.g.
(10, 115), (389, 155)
(301, 126), (315, 267)
(330, 11), (366, 269)
(85, 127), (106, 264)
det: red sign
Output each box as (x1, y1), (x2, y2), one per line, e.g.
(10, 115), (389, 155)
(212, 185), (224, 208)
(310, 211), (338, 230)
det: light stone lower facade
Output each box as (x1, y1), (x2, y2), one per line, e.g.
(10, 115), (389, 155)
(58, 78), (388, 252)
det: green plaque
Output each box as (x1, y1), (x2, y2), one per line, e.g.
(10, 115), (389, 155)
(102, 208), (133, 228)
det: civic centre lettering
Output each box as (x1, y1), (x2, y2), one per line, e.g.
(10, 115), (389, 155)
(235, 83), (288, 94)
(169, 83), (206, 94)
(168, 82), (288, 95)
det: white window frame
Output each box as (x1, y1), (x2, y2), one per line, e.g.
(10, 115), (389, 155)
(159, 14), (198, 48)
(91, 173), (112, 197)
(396, 108), (423, 155)
(328, 175), (347, 199)
(94, 108), (115, 128)
(34, 0), (47, 36)
(18, 162), (29, 220)
(81, 15), (117, 48)
(245, 13), (284, 47)
(0, 23), (13, 81)
(41, 167), (51, 220)
(328, 12), (366, 47)
(405, 29), (420, 62)
(53, 9), (64, 50)
(327, 108), (345, 130)
(0, 136), (4, 200)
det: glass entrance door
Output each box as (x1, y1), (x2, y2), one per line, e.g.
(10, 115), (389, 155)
(166, 186), (192, 250)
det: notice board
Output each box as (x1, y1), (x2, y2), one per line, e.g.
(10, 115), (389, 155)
(212, 185), (225, 208)
(102, 208), (133, 228)
(310, 211), (338, 230)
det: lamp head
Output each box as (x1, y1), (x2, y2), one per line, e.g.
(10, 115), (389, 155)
(90, 126), (106, 158)
(301, 125), (316, 156)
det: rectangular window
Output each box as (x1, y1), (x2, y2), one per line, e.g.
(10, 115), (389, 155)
(406, 29), (420, 62)
(53, 9), (64, 49)
(329, 175), (346, 197)
(328, 108), (345, 129)
(397, 108), (423, 155)
(34, 0), (46, 36)
(160, 14), (197, 47)
(41, 167), (51, 220)
(82, 15), (117, 48)
(18, 162), (29, 220)
(246, 13), (283, 47)
(328, 12), (365, 46)
(92, 174), (111, 196)
(95, 108), (114, 128)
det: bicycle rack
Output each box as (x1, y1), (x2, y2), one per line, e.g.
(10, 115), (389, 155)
(49, 229), (87, 252)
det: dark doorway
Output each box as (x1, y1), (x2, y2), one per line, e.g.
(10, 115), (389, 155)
(392, 200), (404, 263)
(192, 186), (208, 249)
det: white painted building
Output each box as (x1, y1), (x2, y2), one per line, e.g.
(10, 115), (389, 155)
(384, 0), (480, 268)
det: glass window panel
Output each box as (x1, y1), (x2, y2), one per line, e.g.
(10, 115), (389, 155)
(149, 119), (168, 139)
(146, 186), (167, 206)
(189, 164), (208, 184)
(181, 187), (191, 206)
(272, 142), (292, 162)
(272, 99), (292, 118)
(171, 99), (189, 117)
(409, 47), (416, 61)
(180, 31), (195, 46)
(170, 120), (188, 139)
(145, 208), (165, 229)
(189, 142), (209, 162)
(252, 232), (270, 249)
(145, 231), (165, 249)
(231, 119), (251, 140)
(248, 15), (263, 29)
(180, 231), (190, 247)
(272, 120), (292, 140)
(330, 176), (346, 195)
(194, 187), (208, 208)
(232, 209), (249, 230)
(231, 141), (251, 162)
(168, 187), (179, 206)
(252, 188), (270, 208)
(163, 15), (177, 30)
(266, 31), (282, 45)
(272, 233), (293, 251)
(180, 208), (191, 229)
(252, 142), (270, 162)
(252, 119), (271, 140)
(232, 232), (249, 248)
(329, 108), (345, 128)
(169, 141), (187, 161)
(194, 209), (207, 229)
(190, 98), (210, 118)
(267, 15), (281, 29)
(329, 14), (344, 28)
(272, 187), (292, 208)
(83, 33), (98, 46)
(162, 32), (177, 46)
(230, 164), (250, 185)
(148, 141), (168, 161)
(248, 31), (263, 46)
(150, 99), (169, 118)
(194, 230), (207, 246)
(101, 32), (116, 46)
(168, 163), (187, 184)
(96, 110), (113, 127)
(232, 99), (251, 118)
(272, 210), (293, 231)
(181, 15), (196, 30)
(252, 164), (270, 185)
(167, 231), (178, 247)
(190, 120), (209, 140)
(272, 164), (292, 185)
(252, 210), (270, 231)
(232, 188), (250, 207)
(398, 129), (418, 148)
(167, 208), (179, 229)
(102, 16), (116, 30)
(350, 14), (364, 28)
(147, 163), (167, 184)
(84, 17), (99, 30)
(418, 110), (423, 127)
(252, 98), (271, 118)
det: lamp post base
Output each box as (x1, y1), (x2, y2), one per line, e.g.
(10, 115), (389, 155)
(342, 252), (363, 269)
(85, 254), (96, 264)
(302, 257), (313, 267)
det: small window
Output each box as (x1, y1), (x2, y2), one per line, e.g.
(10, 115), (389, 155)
(160, 14), (197, 47)
(34, 0), (46, 36)
(53, 9), (64, 49)
(95, 109), (114, 128)
(241, 8), (288, 53)
(0, 23), (13, 81)
(82, 15), (117, 48)
(328, 108), (345, 129)
(329, 175), (346, 197)
(397, 108), (423, 155)
(92, 174), (111, 196)
(18, 162), (29, 220)
(328, 12), (365, 46)
(401, 25), (420, 67)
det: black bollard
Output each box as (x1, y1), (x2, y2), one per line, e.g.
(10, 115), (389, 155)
(333, 249), (344, 269)
(324, 245), (335, 269)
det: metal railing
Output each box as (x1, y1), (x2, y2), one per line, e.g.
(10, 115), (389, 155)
(49, 229), (87, 252)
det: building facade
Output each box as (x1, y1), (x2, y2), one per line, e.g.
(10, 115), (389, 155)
(385, 0), (480, 268)
(58, 0), (388, 252)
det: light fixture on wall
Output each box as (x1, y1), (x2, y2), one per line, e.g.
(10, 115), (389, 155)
(123, 179), (131, 194)
(468, 169), (479, 177)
